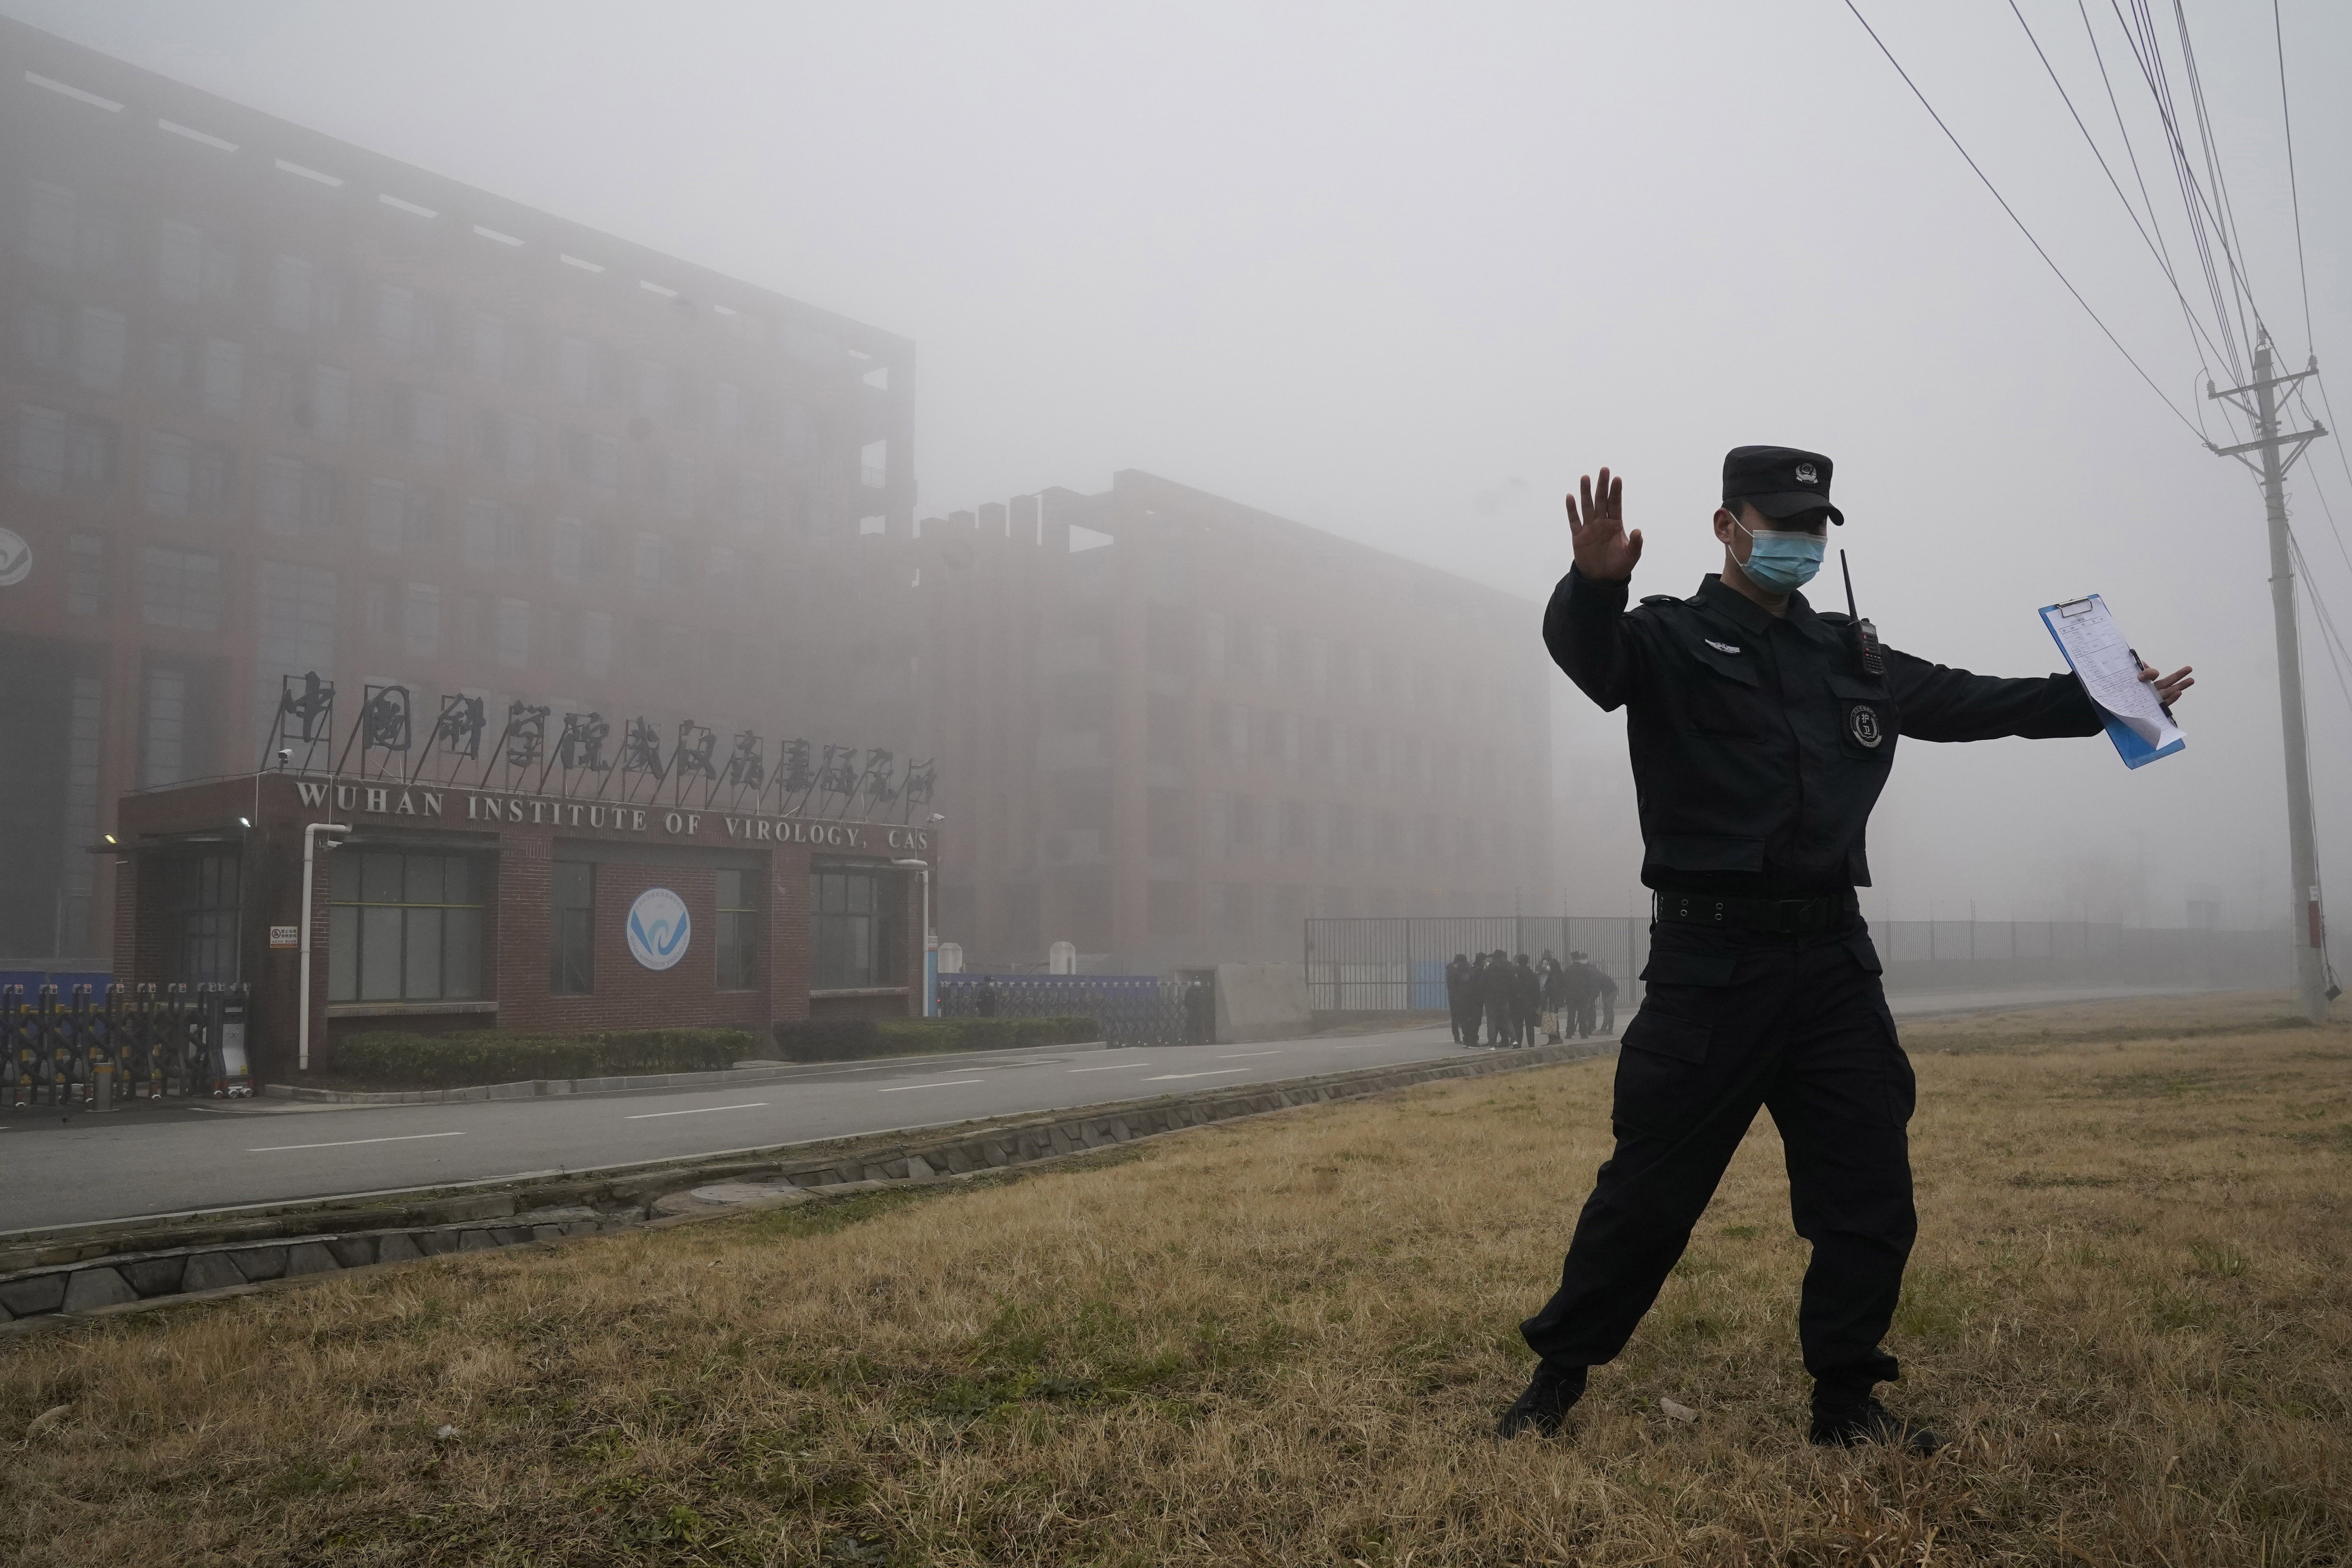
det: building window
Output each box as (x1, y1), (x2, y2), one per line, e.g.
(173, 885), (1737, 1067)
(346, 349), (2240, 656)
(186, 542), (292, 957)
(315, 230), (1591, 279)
(1148, 880), (1189, 938)
(162, 851), (241, 986)
(633, 532), (665, 592)
(327, 852), (486, 1003)
(257, 559), (337, 707)
(19, 298), (66, 370)
(579, 609), (613, 677)
(200, 338), (243, 418)
(559, 337), (599, 405)
(155, 218), (203, 301)
(76, 306), (127, 392)
(271, 254), (313, 331)
(67, 532), (105, 615)
(464, 497), (527, 569)
(551, 516), (584, 585)
(146, 431), (193, 516)
(25, 181), (77, 271)
(811, 869), (892, 991)
(469, 311), (505, 381)
(551, 860), (593, 994)
(278, 363), (350, 439)
(141, 546), (223, 630)
(495, 597), (530, 668)
(14, 405), (66, 493)
(715, 868), (757, 990)
(263, 457), (341, 539)
(636, 361), (670, 418)
(364, 581), (393, 645)
(363, 475), (411, 552)
(195, 442), (236, 512)
(141, 665), (189, 787)
(64, 414), (116, 494)
(403, 582), (440, 659)
(376, 284), (415, 358)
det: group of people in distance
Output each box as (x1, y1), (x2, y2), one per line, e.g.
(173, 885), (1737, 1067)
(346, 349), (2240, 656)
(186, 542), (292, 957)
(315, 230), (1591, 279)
(1444, 949), (1616, 1048)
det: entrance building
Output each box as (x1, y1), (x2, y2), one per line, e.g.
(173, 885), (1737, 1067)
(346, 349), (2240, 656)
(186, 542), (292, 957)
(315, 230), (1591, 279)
(112, 770), (936, 1079)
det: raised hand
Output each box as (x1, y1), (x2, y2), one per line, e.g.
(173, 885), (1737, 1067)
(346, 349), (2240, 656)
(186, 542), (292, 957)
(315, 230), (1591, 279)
(1566, 468), (1643, 582)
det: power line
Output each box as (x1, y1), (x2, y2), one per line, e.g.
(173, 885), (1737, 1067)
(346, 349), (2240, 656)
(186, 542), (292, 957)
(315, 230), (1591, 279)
(2111, 1), (2246, 377)
(2287, 527), (2352, 723)
(2012, 0), (2238, 387)
(2081, 1), (2235, 434)
(2273, 0), (2315, 357)
(1839, 0), (2205, 440)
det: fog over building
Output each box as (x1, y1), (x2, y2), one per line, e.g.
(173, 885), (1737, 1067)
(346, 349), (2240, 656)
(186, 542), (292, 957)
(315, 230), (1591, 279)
(914, 470), (1553, 972)
(0, 15), (915, 972)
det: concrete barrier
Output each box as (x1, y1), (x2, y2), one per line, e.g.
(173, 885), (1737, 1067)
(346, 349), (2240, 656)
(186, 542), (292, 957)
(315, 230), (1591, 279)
(1213, 963), (1314, 1043)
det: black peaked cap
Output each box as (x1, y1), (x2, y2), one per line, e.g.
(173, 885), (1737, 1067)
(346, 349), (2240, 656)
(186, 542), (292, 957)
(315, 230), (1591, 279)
(1722, 445), (1844, 524)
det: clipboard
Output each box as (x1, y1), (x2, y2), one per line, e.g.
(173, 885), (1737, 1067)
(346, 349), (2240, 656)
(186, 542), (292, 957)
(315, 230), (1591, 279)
(2038, 594), (2185, 770)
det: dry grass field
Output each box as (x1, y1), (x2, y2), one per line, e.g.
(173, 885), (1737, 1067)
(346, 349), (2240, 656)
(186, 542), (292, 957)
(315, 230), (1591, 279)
(3, 991), (2348, 1566)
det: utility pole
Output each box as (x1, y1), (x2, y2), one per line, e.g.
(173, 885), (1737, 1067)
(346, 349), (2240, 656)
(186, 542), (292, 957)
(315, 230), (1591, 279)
(2208, 330), (2334, 1021)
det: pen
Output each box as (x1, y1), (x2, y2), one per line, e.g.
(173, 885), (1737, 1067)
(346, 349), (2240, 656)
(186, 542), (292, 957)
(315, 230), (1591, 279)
(2129, 647), (2174, 720)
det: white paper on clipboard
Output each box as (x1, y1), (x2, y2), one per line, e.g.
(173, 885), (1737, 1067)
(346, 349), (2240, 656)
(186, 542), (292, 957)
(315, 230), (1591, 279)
(2042, 595), (2183, 755)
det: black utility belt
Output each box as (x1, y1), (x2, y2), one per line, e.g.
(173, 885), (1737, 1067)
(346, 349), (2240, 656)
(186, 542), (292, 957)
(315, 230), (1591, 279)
(1651, 890), (1857, 935)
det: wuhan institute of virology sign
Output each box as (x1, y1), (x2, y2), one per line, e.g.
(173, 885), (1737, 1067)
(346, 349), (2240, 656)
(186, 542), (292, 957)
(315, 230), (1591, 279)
(0, 528), (31, 589)
(626, 887), (691, 972)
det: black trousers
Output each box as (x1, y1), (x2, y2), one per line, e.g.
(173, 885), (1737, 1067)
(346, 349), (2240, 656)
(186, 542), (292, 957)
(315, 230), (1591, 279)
(1519, 919), (1916, 1399)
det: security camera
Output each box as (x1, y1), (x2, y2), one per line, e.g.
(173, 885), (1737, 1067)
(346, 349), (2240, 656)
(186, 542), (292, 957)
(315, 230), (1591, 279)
(928, 812), (946, 824)
(277, 748), (292, 765)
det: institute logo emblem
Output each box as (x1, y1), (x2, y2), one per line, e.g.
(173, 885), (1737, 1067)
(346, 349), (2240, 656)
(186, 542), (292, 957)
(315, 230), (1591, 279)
(0, 528), (30, 589)
(626, 886), (692, 971)
(1848, 705), (1883, 749)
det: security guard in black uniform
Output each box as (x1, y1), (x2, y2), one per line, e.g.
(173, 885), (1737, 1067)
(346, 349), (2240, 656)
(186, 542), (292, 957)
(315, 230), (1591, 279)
(1496, 448), (2194, 1451)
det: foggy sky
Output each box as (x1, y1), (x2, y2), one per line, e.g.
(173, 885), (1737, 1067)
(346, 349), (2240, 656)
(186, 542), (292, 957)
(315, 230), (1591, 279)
(11, 0), (2348, 945)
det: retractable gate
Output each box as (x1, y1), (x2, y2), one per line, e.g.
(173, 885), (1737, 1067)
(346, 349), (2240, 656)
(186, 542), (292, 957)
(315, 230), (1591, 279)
(2, 982), (254, 1108)
(936, 974), (1214, 1047)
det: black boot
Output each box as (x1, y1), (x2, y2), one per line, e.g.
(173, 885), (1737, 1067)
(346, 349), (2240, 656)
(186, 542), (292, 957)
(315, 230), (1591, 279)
(1809, 1394), (1944, 1455)
(1496, 1360), (1587, 1438)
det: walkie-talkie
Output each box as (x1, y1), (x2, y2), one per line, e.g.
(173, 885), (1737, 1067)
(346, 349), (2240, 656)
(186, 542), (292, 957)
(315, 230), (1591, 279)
(1840, 550), (1884, 676)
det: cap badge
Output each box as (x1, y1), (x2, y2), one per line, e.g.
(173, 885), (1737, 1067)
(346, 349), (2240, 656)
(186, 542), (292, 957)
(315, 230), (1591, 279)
(1848, 704), (1883, 749)
(1794, 462), (1819, 485)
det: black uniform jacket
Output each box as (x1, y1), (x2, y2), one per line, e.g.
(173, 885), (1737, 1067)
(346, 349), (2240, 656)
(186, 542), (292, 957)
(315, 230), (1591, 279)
(1544, 568), (2102, 892)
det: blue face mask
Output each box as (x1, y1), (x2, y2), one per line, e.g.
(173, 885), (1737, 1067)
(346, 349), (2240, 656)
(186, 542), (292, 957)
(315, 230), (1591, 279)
(1735, 521), (1826, 594)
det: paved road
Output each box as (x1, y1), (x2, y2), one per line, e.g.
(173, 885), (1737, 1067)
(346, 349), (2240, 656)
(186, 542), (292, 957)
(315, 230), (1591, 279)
(0, 984), (2215, 1235)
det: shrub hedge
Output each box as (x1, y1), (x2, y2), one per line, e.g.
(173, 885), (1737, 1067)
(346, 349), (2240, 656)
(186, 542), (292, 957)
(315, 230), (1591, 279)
(770, 1015), (1100, 1063)
(335, 1028), (755, 1089)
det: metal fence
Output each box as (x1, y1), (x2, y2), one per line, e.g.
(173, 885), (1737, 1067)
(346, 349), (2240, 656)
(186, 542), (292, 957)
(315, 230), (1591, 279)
(1304, 918), (1647, 1014)
(4, 982), (256, 1106)
(938, 973), (1214, 1047)
(1305, 915), (2294, 1012)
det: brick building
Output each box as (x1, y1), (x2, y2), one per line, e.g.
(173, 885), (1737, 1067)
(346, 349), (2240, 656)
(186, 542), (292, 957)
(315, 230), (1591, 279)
(0, 16), (917, 974)
(913, 471), (1553, 972)
(111, 770), (935, 1079)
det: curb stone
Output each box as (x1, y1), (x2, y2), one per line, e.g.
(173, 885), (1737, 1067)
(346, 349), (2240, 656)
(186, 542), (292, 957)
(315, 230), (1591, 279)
(261, 1040), (1115, 1104)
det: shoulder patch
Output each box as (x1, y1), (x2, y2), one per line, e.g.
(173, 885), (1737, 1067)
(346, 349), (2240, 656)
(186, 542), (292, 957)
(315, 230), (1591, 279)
(1639, 594), (1680, 606)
